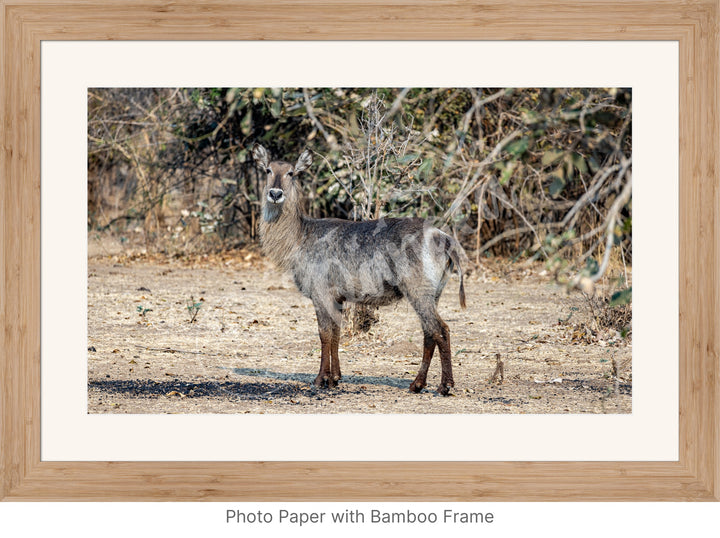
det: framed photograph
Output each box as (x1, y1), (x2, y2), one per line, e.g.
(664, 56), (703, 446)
(1, 1), (718, 501)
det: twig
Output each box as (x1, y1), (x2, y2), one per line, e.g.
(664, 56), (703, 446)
(303, 88), (340, 151)
(134, 344), (223, 357)
(443, 129), (523, 222)
(478, 222), (566, 255)
(487, 354), (505, 385)
(458, 88), (509, 151)
(570, 166), (632, 291)
(561, 162), (624, 229)
(589, 169), (632, 283)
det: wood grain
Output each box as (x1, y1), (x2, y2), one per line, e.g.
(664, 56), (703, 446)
(1, 0), (718, 501)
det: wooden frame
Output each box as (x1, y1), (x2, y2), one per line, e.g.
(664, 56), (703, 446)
(1, 0), (718, 501)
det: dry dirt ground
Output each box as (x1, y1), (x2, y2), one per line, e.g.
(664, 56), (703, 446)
(87, 246), (631, 414)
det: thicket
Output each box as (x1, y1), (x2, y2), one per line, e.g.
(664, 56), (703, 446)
(88, 87), (631, 294)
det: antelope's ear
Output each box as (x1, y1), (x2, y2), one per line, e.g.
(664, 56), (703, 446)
(294, 150), (313, 173)
(252, 144), (270, 169)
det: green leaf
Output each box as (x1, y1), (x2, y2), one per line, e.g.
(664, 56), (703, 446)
(418, 158), (434, 177)
(505, 137), (529, 157)
(609, 287), (632, 306)
(396, 153), (421, 164)
(572, 153), (588, 174)
(270, 97), (282, 118)
(499, 160), (516, 185)
(561, 228), (576, 241)
(549, 164), (566, 197)
(613, 227), (623, 245)
(522, 110), (541, 124)
(549, 176), (565, 197)
(587, 156), (600, 173)
(542, 150), (564, 166)
(240, 108), (253, 136)
(585, 257), (599, 274)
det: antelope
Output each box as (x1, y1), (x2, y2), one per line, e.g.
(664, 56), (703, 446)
(253, 144), (467, 395)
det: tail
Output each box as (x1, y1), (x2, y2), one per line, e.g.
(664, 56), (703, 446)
(447, 240), (467, 309)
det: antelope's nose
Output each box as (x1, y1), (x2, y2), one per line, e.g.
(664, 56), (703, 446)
(268, 188), (285, 203)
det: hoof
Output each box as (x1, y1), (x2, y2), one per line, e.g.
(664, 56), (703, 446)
(313, 375), (328, 388)
(314, 375), (339, 389)
(409, 381), (426, 393)
(436, 384), (451, 396)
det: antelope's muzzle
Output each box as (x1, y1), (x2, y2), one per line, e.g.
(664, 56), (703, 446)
(268, 188), (285, 204)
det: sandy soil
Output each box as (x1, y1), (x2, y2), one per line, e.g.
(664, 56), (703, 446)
(87, 248), (631, 414)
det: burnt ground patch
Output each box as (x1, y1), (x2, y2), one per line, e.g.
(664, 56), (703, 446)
(88, 379), (308, 401)
(88, 378), (375, 402)
(231, 367), (412, 389)
(561, 377), (632, 396)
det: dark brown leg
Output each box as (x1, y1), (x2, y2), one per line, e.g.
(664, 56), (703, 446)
(313, 301), (341, 389)
(314, 327), (332, 388)
(410, 333), (435, 392)
(405, 291), (455, 396)
(435, 320), (454, 396)
(330, 324), (342, 385)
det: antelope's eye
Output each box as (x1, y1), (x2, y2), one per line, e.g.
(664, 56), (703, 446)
(287, 171), (294, 178)
(265, 168), (272, 174)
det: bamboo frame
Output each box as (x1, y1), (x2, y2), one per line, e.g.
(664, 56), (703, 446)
(1, 0), (718, 501)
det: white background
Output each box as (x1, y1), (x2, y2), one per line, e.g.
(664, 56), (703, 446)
(3, 502), (718, 537)
(7, 38), (711, 537)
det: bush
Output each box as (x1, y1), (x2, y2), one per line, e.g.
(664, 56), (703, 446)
(88, 87), (631, 291)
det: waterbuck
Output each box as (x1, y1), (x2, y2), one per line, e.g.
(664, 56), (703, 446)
(253, 144), (467, 395)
